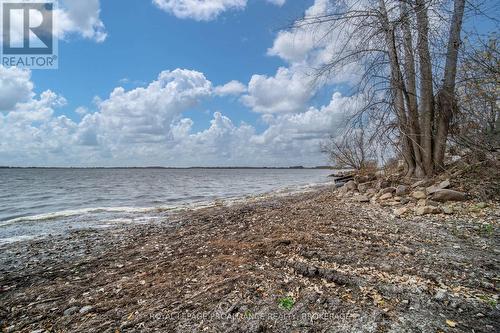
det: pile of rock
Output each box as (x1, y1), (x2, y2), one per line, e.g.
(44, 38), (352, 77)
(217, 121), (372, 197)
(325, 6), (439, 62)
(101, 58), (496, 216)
(336, 175), (470, 216)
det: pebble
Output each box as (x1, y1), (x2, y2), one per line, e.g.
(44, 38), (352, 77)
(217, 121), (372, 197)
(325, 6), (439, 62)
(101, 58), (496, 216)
(5, 325), (15, 333)
(64, 306), (79, 316)
(79, 305), (94, 315)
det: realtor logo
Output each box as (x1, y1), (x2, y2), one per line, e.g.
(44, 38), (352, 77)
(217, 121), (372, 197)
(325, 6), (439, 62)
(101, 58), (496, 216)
(1, 0), (58, 69)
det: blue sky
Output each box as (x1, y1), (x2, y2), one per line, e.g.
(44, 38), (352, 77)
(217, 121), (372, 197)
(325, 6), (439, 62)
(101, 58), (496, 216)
(0, 0), (497, 167)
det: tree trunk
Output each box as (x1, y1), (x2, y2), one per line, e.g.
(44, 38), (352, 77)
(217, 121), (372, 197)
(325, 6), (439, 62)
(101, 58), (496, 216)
(379, 0), (416, 177)
(399, 0), (424, 177)
(434, 0), (466, 169)
(414, 0), (435, 176)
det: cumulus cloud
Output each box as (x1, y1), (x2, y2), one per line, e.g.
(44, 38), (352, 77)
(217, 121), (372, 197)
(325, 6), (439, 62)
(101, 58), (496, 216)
(55, 0), (107, 42)
(1, 0), (107, 43)
(0, 65), (363, 166)
(152, 0), (286, 21)
(241, 66), (314, 114)
(152, 0), (247, 21)
(0, 66), (34, 111)
(214, 80), (246, 96)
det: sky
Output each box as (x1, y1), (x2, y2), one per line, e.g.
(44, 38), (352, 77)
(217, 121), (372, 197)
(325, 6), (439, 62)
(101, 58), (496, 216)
(0, 0), (497, 167)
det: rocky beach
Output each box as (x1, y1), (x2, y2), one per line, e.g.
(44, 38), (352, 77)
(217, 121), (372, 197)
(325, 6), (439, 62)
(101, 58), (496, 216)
(1, 169), (499, 333)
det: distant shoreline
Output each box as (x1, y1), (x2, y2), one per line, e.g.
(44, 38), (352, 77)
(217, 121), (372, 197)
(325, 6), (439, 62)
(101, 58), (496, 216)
(0, 166), (336, 170)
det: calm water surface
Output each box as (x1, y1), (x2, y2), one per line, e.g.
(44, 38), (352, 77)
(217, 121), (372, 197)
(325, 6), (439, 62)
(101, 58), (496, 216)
(0, 168), (333, 244)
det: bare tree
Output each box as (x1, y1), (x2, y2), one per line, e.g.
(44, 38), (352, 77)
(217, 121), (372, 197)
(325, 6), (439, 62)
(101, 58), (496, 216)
(453, 36), (500, 156)
(301, 0), (469, 178)
(322, 126), (375, 171)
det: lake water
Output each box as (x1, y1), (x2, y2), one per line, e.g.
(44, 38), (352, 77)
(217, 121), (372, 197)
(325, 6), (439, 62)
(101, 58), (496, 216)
(0, 168), (333, 244)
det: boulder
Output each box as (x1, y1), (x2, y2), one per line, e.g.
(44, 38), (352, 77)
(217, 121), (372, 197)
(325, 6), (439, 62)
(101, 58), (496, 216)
(415, 206), (442, 215)
(358, 183), (370, 193)
(411, 191), (427, 200)
(417, 199), (428, 207)
(394, 207), (409, 217)
(355, 195), (370, 203)
(400, 197), (411, 205)
(376, 179), (390, 190)
(379, 193), (393, 200)
(438, 179), (451, 189)
(411, 179), (433, 188)
(432, 189), (467, 202)
(379, 187), (396, 195)
(443, 206), (454, 214)
(426, 185), (439, 195)
(344, 180), (358, 191)
(395, 185), (409, 196)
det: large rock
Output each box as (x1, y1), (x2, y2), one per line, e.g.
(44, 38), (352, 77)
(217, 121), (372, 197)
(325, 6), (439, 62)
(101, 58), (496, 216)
(344, 180), (358, 191)
(432, 189), (467, 202)
(395, 185), (409, 196)
(376, 179), (390, 190)
(411, 179), (433, 188)
(411, 191), (427, 200)
(438, 179), (451, 189)
(415, 206), (442, 215)
(358, 183), (370, 193)
(355, 195), (370, 203)
(379, 187), (396, 195)
(379, 193), (393, 200)
(426, 185), (439, 195)
(394, 207), (409, 216)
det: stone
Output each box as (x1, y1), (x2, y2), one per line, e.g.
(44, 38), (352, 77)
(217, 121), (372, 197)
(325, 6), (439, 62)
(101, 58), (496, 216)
(344, 180), (358, 191)
(394, 207), (408, 216)
(393, 196), (402, 201)
(379, 187), (396, 195)
(432, 189), (466, 202)
(30, 330), (44, 333)
(366, 188), (377, 197)
(438, 179), (451, 189)
(64, 306), (79, 316)
(355, 195), (370, 203)
(476, 202), (487, 209)
(417, 199), (427, 207)
(411, 179), (432, 188)
(395, 185), (409, 196)
(443, 206), (454, 214)
(376, 179), (390, 190)
(400, 197), (411, 205)
(379, 193), (393, 200)
(4, 326), (15, 333)
(357, 183), (370, 193)
(79, 305), (94, 315)
(434, 289), (447, 301)
(415, 206), (442, 215)
(426, 185), (439, 195)
(411, 191), (427, 200)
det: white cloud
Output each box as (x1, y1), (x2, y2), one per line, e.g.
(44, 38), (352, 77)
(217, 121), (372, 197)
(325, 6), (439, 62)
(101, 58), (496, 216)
(241, 66), (315, 114)
(1, 0), (107, 43)
(0, 66), (34, 111)
(214, 80), (246, 96)
(266, 0), (286, 6)
(0, 65), (364, 167)
(55, 0), (107, 42)
(152, 0), (247, 21)
(152, 0), (286, 21)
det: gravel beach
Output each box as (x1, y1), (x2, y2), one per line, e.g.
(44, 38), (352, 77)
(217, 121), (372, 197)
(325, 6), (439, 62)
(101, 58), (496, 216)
(1, 186), (499, 333)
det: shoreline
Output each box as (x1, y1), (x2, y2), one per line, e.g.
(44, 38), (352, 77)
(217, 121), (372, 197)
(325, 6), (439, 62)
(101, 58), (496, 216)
(0, 186), (498, 332)
(0, 182), (333, 246)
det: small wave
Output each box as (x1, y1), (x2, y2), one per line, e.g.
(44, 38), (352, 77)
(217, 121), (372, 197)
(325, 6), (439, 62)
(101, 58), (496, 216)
(0, 206), (163, 226)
